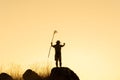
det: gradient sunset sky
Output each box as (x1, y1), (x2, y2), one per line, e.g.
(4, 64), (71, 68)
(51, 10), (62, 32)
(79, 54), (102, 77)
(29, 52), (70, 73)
(0, 0), (120, 80)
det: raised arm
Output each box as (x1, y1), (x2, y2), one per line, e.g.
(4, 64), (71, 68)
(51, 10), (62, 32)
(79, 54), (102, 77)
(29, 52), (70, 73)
(61, 43), (65, 47)
(51, 42), (53, 47)
(51, 42), (55, 47)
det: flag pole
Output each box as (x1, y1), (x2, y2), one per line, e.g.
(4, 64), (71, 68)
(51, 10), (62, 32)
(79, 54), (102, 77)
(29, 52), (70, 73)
(48, 30), (57, 58)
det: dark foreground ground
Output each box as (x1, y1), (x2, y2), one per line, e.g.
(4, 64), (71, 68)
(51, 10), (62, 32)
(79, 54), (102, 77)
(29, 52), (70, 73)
(0, 67), (80, 80)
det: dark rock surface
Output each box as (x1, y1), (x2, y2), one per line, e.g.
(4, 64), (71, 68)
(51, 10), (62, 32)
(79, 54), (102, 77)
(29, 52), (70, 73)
(23, 69), (42, 80)
(0, 73), (13, 80)
(50, 67), (80, 80)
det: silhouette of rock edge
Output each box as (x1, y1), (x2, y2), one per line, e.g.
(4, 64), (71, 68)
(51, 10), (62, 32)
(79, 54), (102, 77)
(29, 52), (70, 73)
(23, 69), (42, 80)
(0, 73), (13, 80)
(50, 67), (80, 80)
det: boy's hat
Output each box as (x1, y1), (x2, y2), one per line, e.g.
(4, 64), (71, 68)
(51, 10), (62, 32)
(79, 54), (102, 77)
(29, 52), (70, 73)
(56, 40), (60, 44)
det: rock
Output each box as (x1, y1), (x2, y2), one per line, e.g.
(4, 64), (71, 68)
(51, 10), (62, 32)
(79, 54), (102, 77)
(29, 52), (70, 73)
(23, 69), (41, 80)
(0, 73), (13, 80)
(50, 67), (80, 80)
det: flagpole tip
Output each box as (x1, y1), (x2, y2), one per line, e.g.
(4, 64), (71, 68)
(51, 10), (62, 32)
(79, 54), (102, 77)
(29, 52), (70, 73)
(54, 30), (58, 33)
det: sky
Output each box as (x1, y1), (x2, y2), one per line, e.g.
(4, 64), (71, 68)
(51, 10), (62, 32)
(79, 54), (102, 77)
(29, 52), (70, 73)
(0, 0), (120, 80)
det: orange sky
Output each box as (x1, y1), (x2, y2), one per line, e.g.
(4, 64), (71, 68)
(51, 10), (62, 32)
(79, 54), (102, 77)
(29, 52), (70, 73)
(0, 0), (120, 80)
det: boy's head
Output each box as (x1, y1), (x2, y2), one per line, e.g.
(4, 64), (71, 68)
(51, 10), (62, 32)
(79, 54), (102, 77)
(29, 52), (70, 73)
(56, 40), (60, 44)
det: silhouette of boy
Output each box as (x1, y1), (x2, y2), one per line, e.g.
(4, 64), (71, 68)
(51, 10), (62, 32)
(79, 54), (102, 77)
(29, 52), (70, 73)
(51, 40), (65, 67)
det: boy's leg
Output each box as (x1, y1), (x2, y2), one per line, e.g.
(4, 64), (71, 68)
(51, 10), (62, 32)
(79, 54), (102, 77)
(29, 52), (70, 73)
(55, 55), (58, 67)
(56, 61), (58, 67)
(59, 56), (62, 67)
(56, 59), (58, 67)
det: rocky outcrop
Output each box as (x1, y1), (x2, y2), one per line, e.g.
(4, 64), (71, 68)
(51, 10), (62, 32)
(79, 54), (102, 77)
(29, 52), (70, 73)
(0, 73), (13, 80)
(50, 67), (80, 80)
(23, 69), (42, 80)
